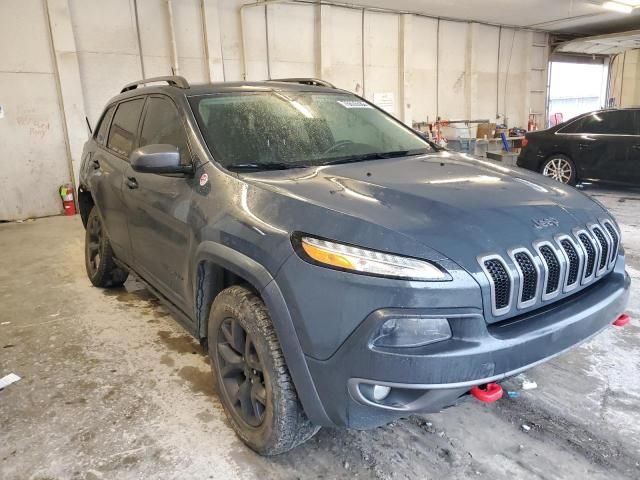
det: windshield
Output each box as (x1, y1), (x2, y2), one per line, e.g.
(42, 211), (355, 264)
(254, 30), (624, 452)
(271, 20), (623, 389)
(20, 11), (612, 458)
(188, 91), (432, 170)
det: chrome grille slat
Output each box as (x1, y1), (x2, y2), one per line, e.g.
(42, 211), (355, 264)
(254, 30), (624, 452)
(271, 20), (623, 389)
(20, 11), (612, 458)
(590, 224), (610, 277)
(534, 241), (565, 301)
(479, 220), (619, 319)
(557, 234), (584, 293)
(479, 255), (513, 317)
(576, 230), (597, 284)
(602, 220), (619, 267)
(509, 248), (539, 309)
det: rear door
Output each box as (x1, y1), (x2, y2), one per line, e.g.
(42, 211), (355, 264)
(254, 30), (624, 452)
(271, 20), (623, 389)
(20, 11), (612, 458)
(565, 110), (635, 183)
(90, 97), (145, 265)
(123, 95), (195, 312)
(614, 110), (640, 185)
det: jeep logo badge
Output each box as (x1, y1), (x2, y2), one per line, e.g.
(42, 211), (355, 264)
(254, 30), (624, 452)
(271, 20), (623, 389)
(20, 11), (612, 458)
(532, 217), (559, 229)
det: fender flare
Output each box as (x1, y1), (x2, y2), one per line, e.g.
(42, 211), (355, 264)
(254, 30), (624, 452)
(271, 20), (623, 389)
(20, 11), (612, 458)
(193, 241), (332, 426)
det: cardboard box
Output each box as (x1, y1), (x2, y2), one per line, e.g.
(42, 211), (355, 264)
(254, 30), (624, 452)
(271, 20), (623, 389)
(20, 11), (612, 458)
(476, 123), (496, 139)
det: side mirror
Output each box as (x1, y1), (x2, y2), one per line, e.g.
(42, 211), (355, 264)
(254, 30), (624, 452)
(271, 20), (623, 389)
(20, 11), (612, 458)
(129, 144), (193, 175)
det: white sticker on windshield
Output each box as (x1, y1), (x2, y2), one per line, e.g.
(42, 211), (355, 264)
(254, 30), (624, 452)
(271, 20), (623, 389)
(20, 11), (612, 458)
(337, 100), (372, 109)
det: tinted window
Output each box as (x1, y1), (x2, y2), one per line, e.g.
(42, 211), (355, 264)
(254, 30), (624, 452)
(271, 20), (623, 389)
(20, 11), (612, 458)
(95, 105), (116, 145)
(139, 97), (189, 164)
(107, 98), (145, 157)
(562, 111), (637, 135)
(558, 116), (586, 134)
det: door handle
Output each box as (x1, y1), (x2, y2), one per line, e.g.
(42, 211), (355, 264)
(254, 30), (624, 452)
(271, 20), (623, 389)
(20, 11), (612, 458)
(632, 144), (640, 150)
(126, 177), (138, 189)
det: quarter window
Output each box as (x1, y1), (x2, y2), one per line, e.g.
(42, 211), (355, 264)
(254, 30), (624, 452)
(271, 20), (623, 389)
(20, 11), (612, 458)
(139, 97), (190, 164)
(95, 105), (116, 145)
(107, 98), (145, 158)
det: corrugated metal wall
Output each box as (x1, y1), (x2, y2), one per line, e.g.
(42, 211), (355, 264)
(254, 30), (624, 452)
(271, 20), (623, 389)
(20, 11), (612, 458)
(608, 49), (640, 108)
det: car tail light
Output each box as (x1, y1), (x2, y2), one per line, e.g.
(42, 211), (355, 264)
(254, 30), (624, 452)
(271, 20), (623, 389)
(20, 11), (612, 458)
(522, 137), (529, 148)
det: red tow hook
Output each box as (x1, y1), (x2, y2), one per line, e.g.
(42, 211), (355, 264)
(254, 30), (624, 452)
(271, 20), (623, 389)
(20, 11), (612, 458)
(613, 313), (631, 327)
(470, 383), (503, 403)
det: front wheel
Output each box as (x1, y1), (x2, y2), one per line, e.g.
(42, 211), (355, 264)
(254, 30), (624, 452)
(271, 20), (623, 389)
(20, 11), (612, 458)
(540, 155), (577, 185)
(208, 285), (319, 455)
(84, 207), (128, 287)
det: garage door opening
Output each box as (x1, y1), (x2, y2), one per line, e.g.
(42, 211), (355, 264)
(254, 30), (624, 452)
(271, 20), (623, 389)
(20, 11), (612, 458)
(548, 60), (608, 125)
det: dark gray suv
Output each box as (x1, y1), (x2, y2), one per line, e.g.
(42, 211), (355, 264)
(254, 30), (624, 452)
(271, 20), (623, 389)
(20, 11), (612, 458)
(78, 76), (630, 455)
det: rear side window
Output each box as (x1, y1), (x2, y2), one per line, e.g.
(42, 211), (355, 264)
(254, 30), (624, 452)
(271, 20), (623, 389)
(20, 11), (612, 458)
(95, 105), (116, 145)
(107, 98), (145, 158)
(561, 111), (637, 135)
(139, 97), (190, 163)
(557, 116), (586, 134)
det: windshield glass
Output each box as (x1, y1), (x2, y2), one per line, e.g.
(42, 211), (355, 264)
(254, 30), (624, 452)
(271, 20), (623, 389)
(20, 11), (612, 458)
(188, 91), (432, 170)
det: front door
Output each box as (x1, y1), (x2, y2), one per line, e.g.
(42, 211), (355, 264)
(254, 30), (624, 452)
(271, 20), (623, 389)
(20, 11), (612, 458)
(90, 98), (145, 265)
(123, 95), (195, 312)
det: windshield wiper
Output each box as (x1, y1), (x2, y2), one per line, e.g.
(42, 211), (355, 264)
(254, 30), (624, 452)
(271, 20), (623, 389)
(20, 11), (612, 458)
(321, 149), (427, 166)
(226, 162), (306, 171)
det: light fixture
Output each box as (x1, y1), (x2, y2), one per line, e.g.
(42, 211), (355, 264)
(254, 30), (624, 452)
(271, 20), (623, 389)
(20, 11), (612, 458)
(602, 1), (634, 13)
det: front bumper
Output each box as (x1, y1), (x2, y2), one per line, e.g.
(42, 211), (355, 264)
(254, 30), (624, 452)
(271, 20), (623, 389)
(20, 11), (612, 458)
(303, 261), (630, 428)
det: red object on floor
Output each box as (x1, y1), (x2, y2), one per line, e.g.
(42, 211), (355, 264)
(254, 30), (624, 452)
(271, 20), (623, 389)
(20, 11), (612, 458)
(470, 383), (503, 403)
(613, 313), (630, 327)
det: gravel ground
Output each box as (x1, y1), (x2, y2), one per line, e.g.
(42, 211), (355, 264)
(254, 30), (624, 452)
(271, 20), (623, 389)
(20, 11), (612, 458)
(1, 185), (638, 480)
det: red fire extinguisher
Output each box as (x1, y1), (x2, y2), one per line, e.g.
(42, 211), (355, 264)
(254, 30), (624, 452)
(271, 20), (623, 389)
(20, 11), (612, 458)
(59, 184), (76, 216)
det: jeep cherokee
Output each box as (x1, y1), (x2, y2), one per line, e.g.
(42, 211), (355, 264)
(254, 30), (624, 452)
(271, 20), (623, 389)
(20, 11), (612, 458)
(78, 76), (631, 455)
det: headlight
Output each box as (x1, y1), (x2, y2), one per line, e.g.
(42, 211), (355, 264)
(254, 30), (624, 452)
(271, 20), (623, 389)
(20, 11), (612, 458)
(373, 317), (452, 348)
(294, 235), (450, 281)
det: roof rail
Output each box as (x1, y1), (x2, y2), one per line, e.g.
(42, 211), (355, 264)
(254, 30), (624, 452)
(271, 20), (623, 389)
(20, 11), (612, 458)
(120, 75), (190, 93)
(269, 78), (336, 89)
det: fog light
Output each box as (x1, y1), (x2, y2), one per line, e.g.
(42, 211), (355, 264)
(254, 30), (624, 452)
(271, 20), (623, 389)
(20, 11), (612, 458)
(372, 385), (391, 401)
(373, 317), (452, 348)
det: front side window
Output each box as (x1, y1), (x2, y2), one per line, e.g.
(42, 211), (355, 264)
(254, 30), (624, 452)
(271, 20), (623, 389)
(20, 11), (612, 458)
(107, 98), (145, 158)
(139, 97), (190, 164)
(188, 92), (431, 170)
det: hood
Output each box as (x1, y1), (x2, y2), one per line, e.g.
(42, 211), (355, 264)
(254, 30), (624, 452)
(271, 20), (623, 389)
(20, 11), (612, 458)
(243, 152), (608, 274)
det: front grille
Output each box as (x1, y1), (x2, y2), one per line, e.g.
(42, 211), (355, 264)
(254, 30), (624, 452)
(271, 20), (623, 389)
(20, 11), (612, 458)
(539, 246), (561, 294)
(479, 219), (617, 319)
(514, 252), (537, 302)
(484, 259), (511, 310)
(560, 240), (579, 286)
(592, 227), (609, 270)
(604, 222), (619, 264)
(579, 233), (596, 278)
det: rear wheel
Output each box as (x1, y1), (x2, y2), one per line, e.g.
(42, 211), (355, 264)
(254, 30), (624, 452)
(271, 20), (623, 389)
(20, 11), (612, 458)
(541, 155), (577, 185)
(208, 285), (319, 455)
(84, 207), (128, 287)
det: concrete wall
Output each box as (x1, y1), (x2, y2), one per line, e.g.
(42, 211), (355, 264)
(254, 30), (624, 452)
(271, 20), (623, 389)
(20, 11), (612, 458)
(0, 0), (549, 220)
(0, 0), (73, 220)
(608, 49), (640, 108)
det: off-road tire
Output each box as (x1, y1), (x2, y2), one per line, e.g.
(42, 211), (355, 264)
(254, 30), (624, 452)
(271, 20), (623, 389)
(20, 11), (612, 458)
(84, 207), (128, 288)
(208, 285), (319, 455)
